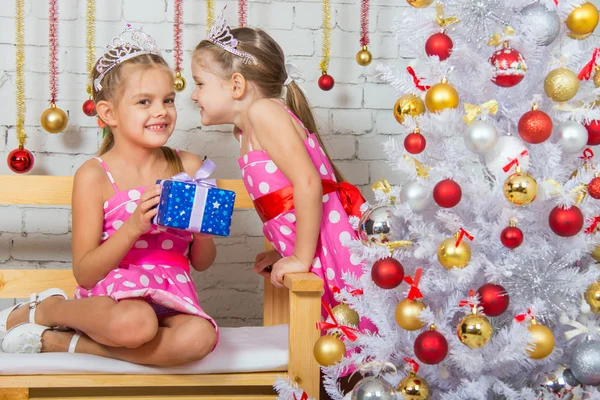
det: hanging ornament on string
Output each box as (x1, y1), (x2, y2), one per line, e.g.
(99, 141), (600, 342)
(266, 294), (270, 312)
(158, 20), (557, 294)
(477, 283), (509, 316)
(8, 0), (34, 174)
(206, 0), (215, 33)
(395, 268), (426, 331)
(173, 0), (186, 92)
(570, 339), (600, 386)
(457, 293), (493, 348)
(425, 76), (459, 112)
(518, 102), (553, 144)
(314, 301), (357, 366)
(401, 181), (432, 213)
(238, 0), (248, 27)
(351, 376), (396, 400)
(318, 0), (334, 91)
(545, 67), (579, 102)
(397, 358), (430, 400)
(488, 28), (527, 88)
(462, 100), (499, 153)
(41, 0), (68, 134)
(500, 219), (523, 249)
(515, 310), (554, 359)
(557, 121), (588, 154)
(437, 228), (473, 269)
(585, 281), (600, 314)
(356, 0), (372, 66)
(519, 2), (560, 46)
(433, 178), (461, 208)
(372, 257), (404, 289)
(566, 2), (599, 40)
(414, 324), (448, 364)
(503, 151), (538, 207)
(425, 3), (457, 61)
(82, 0), (96, 117)
(585, 120), (600, 146)
(588, 173), (600, 199)
(404, 127), (426, 154)
(394, 93), (425, 125)
(548, 205), (584, 237)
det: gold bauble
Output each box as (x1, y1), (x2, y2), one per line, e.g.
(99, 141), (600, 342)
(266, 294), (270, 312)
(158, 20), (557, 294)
(457, 310), (493, 349)
(594, 67), (600, 88)
(356, 46), (373, 66)
(503, 167), (538, 206)
(174, 72), (187, 92)
(397, 372), (431, 400)
(332, 303), (360, 328)
(544, 68), (580, 102)
(394, 94), (425, 125)
(585, 281), (600, 314)
(425, 80), (459, 113)
(437, 236), (471, 269)
(591, 246), (600, 262)
(313, 334), (345, 366)
(566, 2), (599, 36)
(407, 0), (434, 8)
(568, 31), (593, 40)
(40, 104), (68, 134)
(527, 321), (555, 359)
(395, 298), (426, 331)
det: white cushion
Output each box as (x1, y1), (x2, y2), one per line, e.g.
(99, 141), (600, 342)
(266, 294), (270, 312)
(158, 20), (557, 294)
(0, 324), (288, 375)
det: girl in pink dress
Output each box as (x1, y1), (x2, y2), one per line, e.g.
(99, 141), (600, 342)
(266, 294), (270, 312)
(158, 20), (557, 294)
(191, 11), (375, 335)
(0, 27), (218, 366)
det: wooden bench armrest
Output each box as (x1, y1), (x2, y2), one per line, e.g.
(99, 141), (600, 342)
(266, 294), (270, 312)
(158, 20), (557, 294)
(283, 273), (323, 293)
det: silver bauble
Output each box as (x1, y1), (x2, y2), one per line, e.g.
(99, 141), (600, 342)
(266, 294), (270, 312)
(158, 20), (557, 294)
(359, 205), (394, 246)
(401, 181), (432, 212)
(570, 340), (600, 386)
(541, 365), (580, 395)
(464, 120), (499, 154)
(563, 368), (581, 388)
(520, 3), (561, 46)
(351, 377), (396, 400)
(557, 121), (588, 154)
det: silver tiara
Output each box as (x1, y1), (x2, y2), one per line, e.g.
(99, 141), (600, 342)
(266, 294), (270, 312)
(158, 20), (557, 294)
(94, 25), (161, 91)
(206, 8), (258, 65)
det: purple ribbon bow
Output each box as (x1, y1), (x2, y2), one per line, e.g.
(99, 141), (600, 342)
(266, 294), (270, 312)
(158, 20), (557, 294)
(171, 158), (217, 188)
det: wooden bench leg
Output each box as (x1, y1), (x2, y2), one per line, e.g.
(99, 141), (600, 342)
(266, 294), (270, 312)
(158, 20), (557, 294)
(0, 388), (29, 400)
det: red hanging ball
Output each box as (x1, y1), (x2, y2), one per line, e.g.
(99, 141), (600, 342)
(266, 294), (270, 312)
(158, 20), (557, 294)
(318, 74), (335, 91)
(585, 120), (600, 146)
(433, 179), (462, 208)
(549, 205), (584, 237)
(518, 109), (553, 144)
(425, 32), (453, 61)
(489, 46), (527, 88)
(82, 99), (97, 117)
(404, 131), (426, 154)
(414, 329), (448, 365)
(371, 257), (404, 289)
(477, 283), (509, 317)
(588, 177), (600, 199)
(500, 225), (523, 249)
(7, 147), (34, 174)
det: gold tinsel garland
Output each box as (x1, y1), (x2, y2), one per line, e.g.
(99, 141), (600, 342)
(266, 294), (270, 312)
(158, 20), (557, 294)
(86, 0), (95, 94)
(206, 0), (215, 33)
(15, 0), (26, 147)
(319, 0), (331, 74)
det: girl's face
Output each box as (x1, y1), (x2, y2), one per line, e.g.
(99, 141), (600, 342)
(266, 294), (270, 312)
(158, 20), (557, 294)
(191, 53), (235, 127)
(112, 65), (177, 149)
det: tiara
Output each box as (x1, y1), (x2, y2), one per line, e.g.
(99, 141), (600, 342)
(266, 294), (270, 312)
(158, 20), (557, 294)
(94, 25), (161, 91)
(206, 8), (258, 65)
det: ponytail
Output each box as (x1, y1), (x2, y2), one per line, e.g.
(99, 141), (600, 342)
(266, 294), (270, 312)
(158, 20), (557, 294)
(97, 128), (114, 155)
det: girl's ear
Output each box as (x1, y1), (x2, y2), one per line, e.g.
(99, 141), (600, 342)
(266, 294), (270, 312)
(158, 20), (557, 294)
(231, 72), (247, 100)
(96, 100), (117, 128)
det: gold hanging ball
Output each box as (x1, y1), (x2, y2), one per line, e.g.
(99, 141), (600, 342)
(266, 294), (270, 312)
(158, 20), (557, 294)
(594, 67), (600, 89)
(407, 0), (435, 8)
(397, 372), (431, 400)
(457, 311), (493, 349)
(395, 298), (426, 331)
(356, 46), (373, 66)
(527, 321), (555, 359)
(437, 236), (471, 269)
(394, 94), (426, 125)
(503, 168), (538, 206)
(591, 246), (600, 262)
(425, 80), (459, 113)
(544, 67), (580, 102)
(174, 72), (187, 92)
(332, 303), (360, 328)
(585, 281), (600, 314)
(566, 2), (599, 36)
(313, 334), (346, 366)
(40, 103), (68, 134)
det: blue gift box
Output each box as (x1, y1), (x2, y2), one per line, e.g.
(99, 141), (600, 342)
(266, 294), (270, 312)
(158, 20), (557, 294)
(153, 159), (235, 236)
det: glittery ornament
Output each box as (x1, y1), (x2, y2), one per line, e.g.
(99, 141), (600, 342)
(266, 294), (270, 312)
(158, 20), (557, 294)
(519, 3), (560, 46)
(549, 205), (584, 237)
(414, 325), (448, 364)
(544, 67), (579, 102)
(351, 376), (396, 400)
(489, 43), (527, 88)
(517, 105), (552, 144)
(588, 177), (600, 199)
(394, 94), (426, 125)
(313, 334), (345, 366)
(332, 303), (360, 328)
(570, 339), (600, 385)
(566, 2), (599, 39)
(397, 372), (430, 400)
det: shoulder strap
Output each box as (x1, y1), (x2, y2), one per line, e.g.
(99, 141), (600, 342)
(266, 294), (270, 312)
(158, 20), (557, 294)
(93, 157), (119, 193)
(270, 99), (309, 134)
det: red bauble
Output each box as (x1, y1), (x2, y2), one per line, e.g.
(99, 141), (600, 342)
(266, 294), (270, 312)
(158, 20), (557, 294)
(585, 120), (600, 146)
(518, 110), (553, 144)
(404, 131), (426, 154)
(82, 99), (96, 117)
(477, 283), (509, 317)
(588, 177), (600, 199)
(549, 205), (584, 237)
(7, 147), (34, 174)
(489, 46), (527, 88)
(500, 226), (523, 249)
(318, 74), (335, 91)
(425, 32), (453, 61)
(371, 257), (404, 289)
(414, 329), (448, 365)
(433, 179), (462, 208)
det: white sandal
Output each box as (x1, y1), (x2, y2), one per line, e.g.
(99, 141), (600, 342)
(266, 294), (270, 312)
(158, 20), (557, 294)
(0, 288), (68, 334)
(1, 323), (82, 354)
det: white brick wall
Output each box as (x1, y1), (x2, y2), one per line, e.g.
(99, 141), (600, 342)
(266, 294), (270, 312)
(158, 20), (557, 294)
(0, 0), (422, 326)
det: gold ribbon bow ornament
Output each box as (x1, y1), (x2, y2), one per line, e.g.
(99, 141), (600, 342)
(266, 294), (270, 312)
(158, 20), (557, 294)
(488, 26), (516, 47)
(463, 100), (499, 125)
(435, 3), (459, 28)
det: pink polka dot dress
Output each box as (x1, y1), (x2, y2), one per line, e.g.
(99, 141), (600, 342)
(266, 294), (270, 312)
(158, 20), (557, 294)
(75, 157), (218, 337)
(238, 103), (375, 333)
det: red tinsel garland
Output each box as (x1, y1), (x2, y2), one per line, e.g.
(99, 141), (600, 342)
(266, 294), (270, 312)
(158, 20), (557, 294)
(238, 0), (248, 27)
(360, 0), (369, 47)
(173, 0), (183, 73)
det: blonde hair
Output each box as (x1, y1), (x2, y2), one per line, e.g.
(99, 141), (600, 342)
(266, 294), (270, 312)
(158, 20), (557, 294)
(91, 53), (183, 175)
(194, 28), (344, 182)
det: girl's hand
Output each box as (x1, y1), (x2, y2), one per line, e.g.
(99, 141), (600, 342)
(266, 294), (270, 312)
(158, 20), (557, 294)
(270, 255), (309, 288)
(254, 250), (283, 278)
(126, 184), (162, 237)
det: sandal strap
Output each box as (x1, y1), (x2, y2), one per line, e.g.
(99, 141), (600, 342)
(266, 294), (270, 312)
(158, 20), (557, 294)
(68, 331), (82, 353)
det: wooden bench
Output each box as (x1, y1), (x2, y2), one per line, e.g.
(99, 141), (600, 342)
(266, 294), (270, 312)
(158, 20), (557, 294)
(0, 175), (323, 400)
